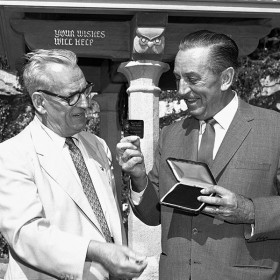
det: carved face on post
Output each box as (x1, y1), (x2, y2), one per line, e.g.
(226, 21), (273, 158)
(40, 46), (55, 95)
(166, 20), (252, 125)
(132, 27), (165, 60)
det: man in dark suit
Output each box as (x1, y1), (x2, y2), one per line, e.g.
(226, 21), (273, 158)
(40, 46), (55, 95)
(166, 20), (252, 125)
(0, 49), (147, 280)
(116, 30), (280, 280)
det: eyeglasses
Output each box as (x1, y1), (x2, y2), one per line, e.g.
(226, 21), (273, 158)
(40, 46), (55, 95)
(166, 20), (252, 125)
(36, 82), (94, 106)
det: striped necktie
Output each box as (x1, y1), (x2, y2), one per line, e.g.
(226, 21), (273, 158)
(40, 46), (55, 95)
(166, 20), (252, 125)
(198, 118), (216, 166)
(65, 137), (113, 243)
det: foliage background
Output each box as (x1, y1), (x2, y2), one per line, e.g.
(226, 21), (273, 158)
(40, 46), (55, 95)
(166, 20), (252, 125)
(0, 28), (280, 259)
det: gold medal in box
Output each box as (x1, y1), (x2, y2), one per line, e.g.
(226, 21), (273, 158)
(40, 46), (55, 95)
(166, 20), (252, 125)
(160, 158), (216, 213)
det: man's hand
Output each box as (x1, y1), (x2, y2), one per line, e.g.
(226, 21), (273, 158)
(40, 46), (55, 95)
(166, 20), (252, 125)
(198, 185), (255, 224)
(87, 241), (148, 279)
(116, 136), (147, 192)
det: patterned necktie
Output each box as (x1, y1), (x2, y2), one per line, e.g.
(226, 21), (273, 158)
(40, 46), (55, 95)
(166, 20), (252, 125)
(65, 137), (113, 243)
(198, 118), (216, 166)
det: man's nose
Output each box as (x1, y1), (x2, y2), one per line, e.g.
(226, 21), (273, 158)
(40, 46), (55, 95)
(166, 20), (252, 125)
(177, 79), (191, 96)
(77, 93), (89, 108)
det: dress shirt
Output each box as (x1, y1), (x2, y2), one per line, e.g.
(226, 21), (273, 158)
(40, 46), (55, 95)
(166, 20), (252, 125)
(34, 116), (113, 233)
(199, 92), (238, 159)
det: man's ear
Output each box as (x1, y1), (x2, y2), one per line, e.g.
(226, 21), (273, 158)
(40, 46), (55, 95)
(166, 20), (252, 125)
(220, 67), (235, 91)
(31, 92), (47, 114)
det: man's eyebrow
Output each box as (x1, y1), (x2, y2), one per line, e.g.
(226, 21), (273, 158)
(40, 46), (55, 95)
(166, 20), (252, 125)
(67, 84), (88, 97)
(185, 71), (200, 77)
(173, 71), (200, 77)
(66, 89), (81, 98)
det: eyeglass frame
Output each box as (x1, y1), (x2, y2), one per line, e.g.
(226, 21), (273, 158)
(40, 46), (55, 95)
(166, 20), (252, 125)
(36, 82), (94, 106)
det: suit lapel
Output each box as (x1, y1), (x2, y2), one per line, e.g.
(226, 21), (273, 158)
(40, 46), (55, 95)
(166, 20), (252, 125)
(182, 116), (200, 160)
(79, 134), (105, 169)
(211, 99), (254, 179)
(29, 120), (103, 235)
(80, 134), (124, 244)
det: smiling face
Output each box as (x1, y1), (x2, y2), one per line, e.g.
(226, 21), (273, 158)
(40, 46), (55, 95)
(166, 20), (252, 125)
(35, 63), (89, 137)
(174, 46), (233, 120)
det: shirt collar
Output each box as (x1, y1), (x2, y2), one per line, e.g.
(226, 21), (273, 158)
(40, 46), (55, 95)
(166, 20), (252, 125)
(214, 91), (238, 130)
(34, 116), (79, 149)
(199, 91), (238, 130)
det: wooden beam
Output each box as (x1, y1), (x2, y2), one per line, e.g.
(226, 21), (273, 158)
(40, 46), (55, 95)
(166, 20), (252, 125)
(10, 17), (277, 61)
(1, 1), (280, 16)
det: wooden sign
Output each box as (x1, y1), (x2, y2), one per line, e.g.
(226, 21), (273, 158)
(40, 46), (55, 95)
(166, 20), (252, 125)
(11, 19), (130, 59)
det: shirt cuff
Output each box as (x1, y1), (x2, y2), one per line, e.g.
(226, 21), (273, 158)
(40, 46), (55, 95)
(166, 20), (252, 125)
(244, 223), (255, 239)
(251, 223), (255, 236)
(130, 178), (148, 205)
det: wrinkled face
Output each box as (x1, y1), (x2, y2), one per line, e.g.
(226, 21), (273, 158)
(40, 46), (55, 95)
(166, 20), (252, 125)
(174, 47), (228, 120)
(37, 63), (89, 137)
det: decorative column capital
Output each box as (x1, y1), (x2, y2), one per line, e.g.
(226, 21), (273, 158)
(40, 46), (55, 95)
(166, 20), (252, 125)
(118, 60), (169, 95)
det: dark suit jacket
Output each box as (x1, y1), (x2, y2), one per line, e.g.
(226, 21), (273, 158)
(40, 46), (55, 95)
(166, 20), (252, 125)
(133, 98), (280, 280)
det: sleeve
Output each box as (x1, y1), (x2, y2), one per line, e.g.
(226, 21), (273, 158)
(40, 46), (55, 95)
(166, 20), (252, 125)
(248, 149), (280, 242)
(0, 140), (90, 279)
(130, 127), (167, 226)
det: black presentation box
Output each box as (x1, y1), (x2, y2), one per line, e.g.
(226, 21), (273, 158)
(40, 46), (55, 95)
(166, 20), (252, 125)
(160, 158), (216, 213)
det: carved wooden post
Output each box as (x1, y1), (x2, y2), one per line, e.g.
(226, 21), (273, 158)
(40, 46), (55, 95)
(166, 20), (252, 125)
(118, 13), (169, 280)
